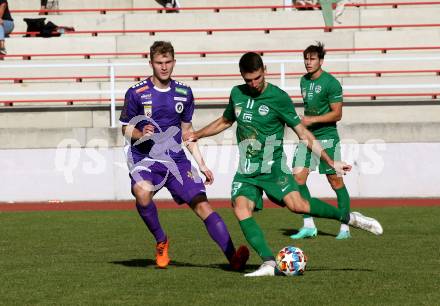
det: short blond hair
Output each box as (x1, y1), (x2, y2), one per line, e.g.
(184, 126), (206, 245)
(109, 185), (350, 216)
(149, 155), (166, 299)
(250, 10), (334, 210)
(150, 41), (175, 60)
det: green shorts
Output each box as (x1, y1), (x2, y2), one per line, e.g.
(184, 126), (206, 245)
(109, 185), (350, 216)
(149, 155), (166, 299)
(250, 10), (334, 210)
(292, 134), (341, 175)
(231, 162), (298, 211)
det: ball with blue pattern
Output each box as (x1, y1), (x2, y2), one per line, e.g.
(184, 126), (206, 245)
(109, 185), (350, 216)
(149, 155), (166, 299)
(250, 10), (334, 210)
(276, 246), (307, 276)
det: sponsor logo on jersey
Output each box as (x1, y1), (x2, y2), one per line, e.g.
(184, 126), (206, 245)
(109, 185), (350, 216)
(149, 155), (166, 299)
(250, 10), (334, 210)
(243, 112), (253, 122)
(174, 96), (187, 102)
(175, 102), (184, 113)
(175, 87), (188, 95)
(135, 85), (149, 93)
(235, 106), (242, 117)
(315, 85), (322, 94)
(141, 100), (152, 105)
(144, 105), (152, 118)
(258, 105), (269, 116)
(141, 93), (152, 100)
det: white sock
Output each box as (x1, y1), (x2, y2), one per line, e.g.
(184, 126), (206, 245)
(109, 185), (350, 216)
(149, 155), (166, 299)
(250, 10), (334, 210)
(340, 223), (349, 232)
(303, 217), (316, 228)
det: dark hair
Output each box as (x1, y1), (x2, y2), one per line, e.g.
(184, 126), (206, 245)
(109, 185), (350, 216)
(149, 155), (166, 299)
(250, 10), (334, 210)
(150, 41), (175, 60)
(303, 42), (326, 59)
(239, 52), (264, 73)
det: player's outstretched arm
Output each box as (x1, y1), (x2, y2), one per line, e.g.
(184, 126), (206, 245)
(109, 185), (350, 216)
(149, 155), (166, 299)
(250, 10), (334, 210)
(293, 123), (351, 175)
(185, 116), (234, 142)
(181, 122), (214, 185)
(302, 102), (342, 127)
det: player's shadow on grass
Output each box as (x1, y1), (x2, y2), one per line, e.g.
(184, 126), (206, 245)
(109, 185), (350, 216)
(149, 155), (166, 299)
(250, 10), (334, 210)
(307, 267), (374, 272)
(110, 260), (370, 273)
(110, 259), (259, 273)
(280, 228), (335, 238)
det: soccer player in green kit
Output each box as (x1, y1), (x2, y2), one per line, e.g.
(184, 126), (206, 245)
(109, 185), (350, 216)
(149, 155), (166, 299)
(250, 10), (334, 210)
(291, 42), (351, 240)
(186, 52), (382, 277)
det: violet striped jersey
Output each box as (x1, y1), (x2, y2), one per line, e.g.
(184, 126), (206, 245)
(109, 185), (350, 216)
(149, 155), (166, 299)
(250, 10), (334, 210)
(119, 77), (194, 162)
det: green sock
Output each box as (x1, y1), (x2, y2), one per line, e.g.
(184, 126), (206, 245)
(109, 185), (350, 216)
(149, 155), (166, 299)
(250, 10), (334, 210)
(335, 186), (350, 223)
(298, 184), (313, 219)
(239, 217), (274, 261)
(309, 198), (348, 223)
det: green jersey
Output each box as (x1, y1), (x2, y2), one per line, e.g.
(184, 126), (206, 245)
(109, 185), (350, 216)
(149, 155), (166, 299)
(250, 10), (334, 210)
(300, 71), (343, 136)
(223, 82), (301, 177)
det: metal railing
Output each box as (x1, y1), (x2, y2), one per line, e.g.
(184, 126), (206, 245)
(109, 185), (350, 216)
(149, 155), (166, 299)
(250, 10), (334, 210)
(1, 56), (439, 127)
(11, 2), (440, 14)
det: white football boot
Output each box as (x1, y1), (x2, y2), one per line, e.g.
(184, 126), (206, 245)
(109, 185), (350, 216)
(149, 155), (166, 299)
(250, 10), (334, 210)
(244, 261), (276, 277)
(348, 212), (383, 235)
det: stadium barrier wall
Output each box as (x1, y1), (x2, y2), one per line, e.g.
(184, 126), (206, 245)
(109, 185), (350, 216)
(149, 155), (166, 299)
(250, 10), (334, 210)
(1, 142), (439, 202)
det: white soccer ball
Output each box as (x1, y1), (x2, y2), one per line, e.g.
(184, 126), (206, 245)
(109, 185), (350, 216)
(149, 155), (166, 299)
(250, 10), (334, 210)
(275, 246), (307, 276)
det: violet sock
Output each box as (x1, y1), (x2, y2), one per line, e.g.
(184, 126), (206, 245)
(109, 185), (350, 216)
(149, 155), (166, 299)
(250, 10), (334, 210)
(136, 201), (167, 243)
(203, 212), (235, 261)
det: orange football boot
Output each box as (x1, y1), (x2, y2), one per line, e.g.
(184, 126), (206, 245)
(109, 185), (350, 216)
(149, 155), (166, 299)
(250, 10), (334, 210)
(155, 239), (170, 268)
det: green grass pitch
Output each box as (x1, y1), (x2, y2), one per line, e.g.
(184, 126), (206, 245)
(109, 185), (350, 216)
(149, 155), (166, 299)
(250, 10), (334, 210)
(1, 207), (439, 305)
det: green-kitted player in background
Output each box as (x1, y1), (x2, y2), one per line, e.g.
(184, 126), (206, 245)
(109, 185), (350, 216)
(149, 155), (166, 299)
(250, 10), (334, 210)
(186, 52), (382, 277)
(291, 42), (350, 240)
